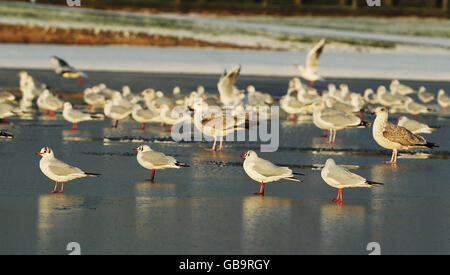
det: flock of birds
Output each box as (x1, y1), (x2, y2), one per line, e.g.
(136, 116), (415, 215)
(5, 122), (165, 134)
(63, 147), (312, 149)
(0, 39), (448, 203)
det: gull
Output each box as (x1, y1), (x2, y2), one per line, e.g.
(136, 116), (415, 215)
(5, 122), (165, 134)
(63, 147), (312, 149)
(397, 116), (436, 134)
(338, 84), (350, 101)
(62, 102), (93, 130)
(321, 158), (383, 203)
(376, 85), (402, 106)
(18, 71), (47, 97)
(131, 104), (160, 130)
(437, 89), (450, 113)
(0, 130), (13, 139)
(36, 147), (100, 193)
(153, 91), (175, 110)
(404, 97), (433, 116)
(291, 77), (318, 95)
(247, 85), (274, 106)
(372, 107), (439, 164)
(297, 87), (321, 105)
(83, 88), (106, 112)
(133, 145), (189, 182)
(311, 101), (370, 144)
(294, 38), (326, 87)
(122, 86), (139, 104)
(325, 97), (359, 113)
(217, 65), (245, 107)
(37, 90), (63, 117)
(390, 79), (416, 95)
(417, 86), (435, 104)
(0, 103), (16, 122)
(280, 91), (308, 122)
(0, 91), (15, 103)
(104, 100), (132, 128)
(159, 104), (191, 128)
(363, 89), (378, 104)
(172, 86), (185, 105)
(241, 150), (302, 196)
(193, 101), (249, 151)
(112, 91), (134, 110)
(50, 56), (87, 86)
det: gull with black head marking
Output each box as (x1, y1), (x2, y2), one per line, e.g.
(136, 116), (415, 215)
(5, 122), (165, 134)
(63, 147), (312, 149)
(133, 145), (189, 182)
(321, 158), (383, 204)
(241, 150), (303, 196)
(50, 56), (87, 86)
(36, 147), (100, 193)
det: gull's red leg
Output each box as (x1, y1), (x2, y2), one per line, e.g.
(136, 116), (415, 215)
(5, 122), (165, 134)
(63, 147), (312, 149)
(217, 136), (223, 152)
(114, 120), (119, 128)
(71, 123), (78, 130)
(146, 170), (155, 182)
(326, 130), (334, 144)
(321, 129), (328, 138)
(78, 76), (83, 86)
(58, 182), (64, 193)
(254, 182), (265, 196)
(49, 182), (58, 193)
(309, 81), (315, 88)
(205, 136), (217, 151)
(291, 114), (297, 122)
(332, 189), (342, 202)
(140, 123), (145, 130)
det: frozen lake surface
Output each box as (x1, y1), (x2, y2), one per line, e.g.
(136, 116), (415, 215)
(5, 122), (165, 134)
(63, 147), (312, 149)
(0, 69), (449, 254)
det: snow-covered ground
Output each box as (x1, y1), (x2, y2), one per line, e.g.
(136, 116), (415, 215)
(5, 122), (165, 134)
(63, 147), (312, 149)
(0, 43), (449, 81)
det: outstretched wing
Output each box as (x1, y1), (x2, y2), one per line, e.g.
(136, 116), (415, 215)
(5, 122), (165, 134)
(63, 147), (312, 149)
(306, 39), (326, 74)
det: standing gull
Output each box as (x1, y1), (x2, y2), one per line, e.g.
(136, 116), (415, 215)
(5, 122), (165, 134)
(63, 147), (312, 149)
(62, 102), (93, 130)
(417, 86), (435, 104)
(294, 38), (326, 87)
(36, 147), (100, 193)
(104, 100), (132, 128)
(321, 158), (383, 203)
(397, 116), (436, 134)
(438, 89), (450, 113)
(372, 107), (439, 164)
(133, 145), (189, 182)
(241, 150), (302, 196)
(311, 101), (370, 144)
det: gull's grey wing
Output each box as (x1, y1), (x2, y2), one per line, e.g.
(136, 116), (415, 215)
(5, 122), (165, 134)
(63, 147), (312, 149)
(69, 109), (90, 120)
(137, 109), (157, 120)
(141, 151), (176, 166)
(326, 164), (366, 186)
(383, 124), (427, 146)
(321, 111), (360, 127)
(251, 159), (292, 178)
(48, 159), (84, 176)
(110, 105), (130, 116)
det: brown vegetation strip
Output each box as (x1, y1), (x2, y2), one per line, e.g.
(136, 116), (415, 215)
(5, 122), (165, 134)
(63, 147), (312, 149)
(0, 23), (270, 50)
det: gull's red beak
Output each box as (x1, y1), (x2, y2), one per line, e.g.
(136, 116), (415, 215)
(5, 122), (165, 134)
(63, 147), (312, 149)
(133, 148), (138, 151)
(241, 154), (246, 158)
(36, 152), (42, 155)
